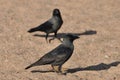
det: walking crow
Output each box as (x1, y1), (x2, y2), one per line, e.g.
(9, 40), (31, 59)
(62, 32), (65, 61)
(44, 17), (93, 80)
(28, 8), (63, 42)
(25, 34), (79, 74)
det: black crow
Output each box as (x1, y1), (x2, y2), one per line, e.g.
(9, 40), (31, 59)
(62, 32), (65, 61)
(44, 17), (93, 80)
(28, 8), (63, 42)
(25, 34), (79, 74)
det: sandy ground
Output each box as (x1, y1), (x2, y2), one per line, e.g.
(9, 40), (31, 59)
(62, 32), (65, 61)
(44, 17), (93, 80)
(0, 0), (120, 80)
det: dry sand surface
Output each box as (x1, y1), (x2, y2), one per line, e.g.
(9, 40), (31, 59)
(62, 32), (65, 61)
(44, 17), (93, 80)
(0, 0), (120, 80)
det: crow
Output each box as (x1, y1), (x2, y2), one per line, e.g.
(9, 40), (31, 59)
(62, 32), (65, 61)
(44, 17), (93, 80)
(25, 34), (79, 74)
(28, 8), (63, 42)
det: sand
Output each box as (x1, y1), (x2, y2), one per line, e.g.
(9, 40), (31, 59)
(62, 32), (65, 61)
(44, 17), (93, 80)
(0, 0), (120, 80)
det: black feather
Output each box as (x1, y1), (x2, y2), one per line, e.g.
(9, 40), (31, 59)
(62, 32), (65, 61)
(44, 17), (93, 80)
(27, 8), (63, 42)
(25, 34), (79, 73)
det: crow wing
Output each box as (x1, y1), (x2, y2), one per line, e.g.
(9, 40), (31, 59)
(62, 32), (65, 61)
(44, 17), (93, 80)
(36, 20), (53, 32)
(39, 44), (73, 65)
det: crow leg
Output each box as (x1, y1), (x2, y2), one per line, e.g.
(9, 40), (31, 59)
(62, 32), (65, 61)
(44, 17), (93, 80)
(45, 33), (49, 42)
(48, 32), (56, 43)
(54, 32), (57, 37)
(51, 65), (67, 75)
(61, 68), (68, 73)
(54, 32), (62, 42)
(51, 65), (59, 73)
(58, 66), (67, 75)
(49, 32), (62, 43)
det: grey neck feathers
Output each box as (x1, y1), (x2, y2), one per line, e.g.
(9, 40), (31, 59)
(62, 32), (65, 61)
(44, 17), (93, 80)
(53, 14), (62, 20)
(62, 38), (74, 49)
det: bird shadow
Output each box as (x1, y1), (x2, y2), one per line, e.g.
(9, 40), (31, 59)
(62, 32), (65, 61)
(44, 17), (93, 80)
(31, 61), (120, 74)
(31, 70), (54, 73)
(67, 61), (120, 73)
(33, 30), (97, 38)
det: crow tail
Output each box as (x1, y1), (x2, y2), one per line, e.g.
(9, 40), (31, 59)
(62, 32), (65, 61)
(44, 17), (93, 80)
(25, 60), (44, 70)
(28, 27), (40, 33)
(25, 64), (34, 70)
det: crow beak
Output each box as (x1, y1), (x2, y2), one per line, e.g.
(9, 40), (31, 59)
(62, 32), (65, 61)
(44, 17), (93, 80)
(74, 36), (80, 39)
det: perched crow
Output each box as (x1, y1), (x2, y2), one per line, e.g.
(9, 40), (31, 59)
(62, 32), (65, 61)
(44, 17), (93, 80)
(28, 8), (63, 42)
(25, 34), (79, 74)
